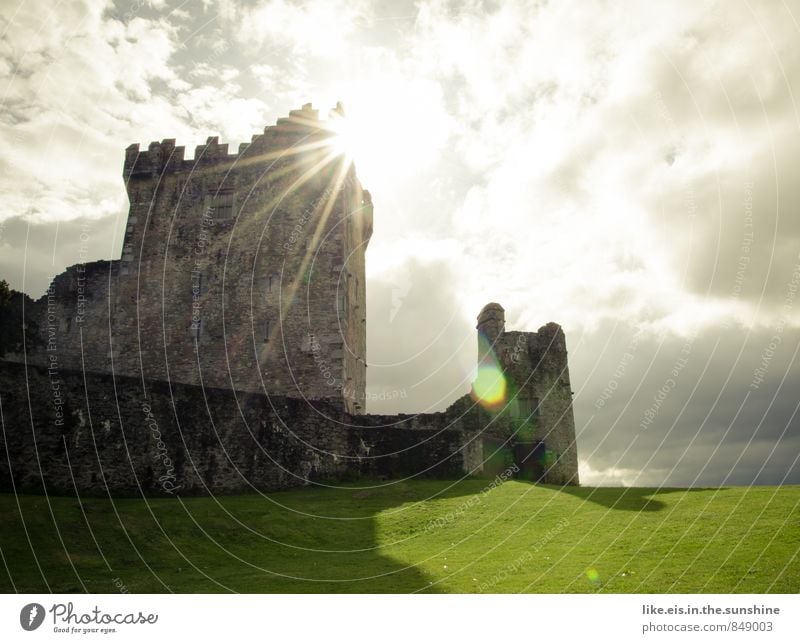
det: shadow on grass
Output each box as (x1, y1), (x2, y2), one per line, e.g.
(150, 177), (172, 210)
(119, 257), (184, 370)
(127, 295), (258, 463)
(0, 479), (482, 594)
(0, 481), (729, 593)
(554, 484), (723, 512)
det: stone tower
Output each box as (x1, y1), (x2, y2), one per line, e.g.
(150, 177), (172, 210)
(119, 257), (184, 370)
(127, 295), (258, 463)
(17, 104), (373, 414)
(474, 303), (579, 485)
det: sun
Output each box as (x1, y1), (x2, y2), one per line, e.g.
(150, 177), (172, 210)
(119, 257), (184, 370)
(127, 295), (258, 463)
(326, 103), (359, 165)
(323, 84), (448, 192)
(324, 101), (410, 191)
(326, 101), (385, 185)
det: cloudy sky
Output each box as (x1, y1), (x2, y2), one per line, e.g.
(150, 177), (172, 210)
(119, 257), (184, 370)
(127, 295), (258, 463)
(1, 0), (798, 486)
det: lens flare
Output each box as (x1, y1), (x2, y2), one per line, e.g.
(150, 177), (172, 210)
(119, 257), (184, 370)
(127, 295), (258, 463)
(471, 334), (507, 411)
(586, 568), (601, 584)
(326, 104), (355, 165)
(472, 364), (507, 410)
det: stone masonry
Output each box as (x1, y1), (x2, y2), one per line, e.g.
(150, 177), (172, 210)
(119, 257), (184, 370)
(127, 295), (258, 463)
(476, 303), (579, 485)
(0, 104), (579, 494)
(9, 103), (372, 414)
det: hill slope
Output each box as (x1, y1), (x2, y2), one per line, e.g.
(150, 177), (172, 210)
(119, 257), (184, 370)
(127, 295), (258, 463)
(1, 481), (797, 593)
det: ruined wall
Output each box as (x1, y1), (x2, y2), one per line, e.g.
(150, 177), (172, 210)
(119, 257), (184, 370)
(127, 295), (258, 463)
(0, 105), (581, 492)
(13, 105), (372, 414)
(476, 304), (580, 485)
(0, 361), (474, 496)
(339, 188), (372, 413)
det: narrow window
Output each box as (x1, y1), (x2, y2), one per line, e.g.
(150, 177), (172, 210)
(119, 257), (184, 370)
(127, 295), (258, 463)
(264, 320), (271, 342)
(210, 189), (234, 220)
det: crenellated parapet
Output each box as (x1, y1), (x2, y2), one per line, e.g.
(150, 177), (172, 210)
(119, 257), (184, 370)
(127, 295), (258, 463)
(123, 103), (334, 180)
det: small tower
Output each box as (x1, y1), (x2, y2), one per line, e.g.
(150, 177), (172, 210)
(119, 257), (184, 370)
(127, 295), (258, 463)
(473, 303), (580, 485)
(477, 302), (505, 349)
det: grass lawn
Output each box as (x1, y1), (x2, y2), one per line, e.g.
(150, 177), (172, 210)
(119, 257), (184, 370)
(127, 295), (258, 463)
(0, 481), (797, 593)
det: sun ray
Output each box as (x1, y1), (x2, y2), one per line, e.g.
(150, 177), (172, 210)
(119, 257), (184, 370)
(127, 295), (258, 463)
(245, 127), (356, 353)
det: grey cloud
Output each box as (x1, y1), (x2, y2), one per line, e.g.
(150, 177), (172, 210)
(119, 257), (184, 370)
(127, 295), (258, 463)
(678, 143), (800, 311)
(616, 10), (800, 312)
(571, 321), (800, 486)
(366, 257), (475, 414)
(0, 214), (124, 298)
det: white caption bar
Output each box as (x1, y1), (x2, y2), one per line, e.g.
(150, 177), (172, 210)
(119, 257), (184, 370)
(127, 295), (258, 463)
(1, 594), (798, 642)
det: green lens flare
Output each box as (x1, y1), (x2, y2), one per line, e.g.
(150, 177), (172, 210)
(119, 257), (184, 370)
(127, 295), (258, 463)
(472, 364), (507, 410)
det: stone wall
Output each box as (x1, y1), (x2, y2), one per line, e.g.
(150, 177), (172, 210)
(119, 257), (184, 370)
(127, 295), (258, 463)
(476, 304), (580, 485)
(0, 361), (478, 496)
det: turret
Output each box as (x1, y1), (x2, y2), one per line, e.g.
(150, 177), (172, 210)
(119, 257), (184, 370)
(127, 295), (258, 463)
(477, 302), (505, 355)
(472, 303), (580, 485)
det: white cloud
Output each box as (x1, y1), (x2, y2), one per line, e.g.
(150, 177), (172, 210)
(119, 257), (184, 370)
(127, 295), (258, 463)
(403, 0), (800, 335)
(578, 460), (646, 487)
(233, 0), (370, 58)
(0, 1), (187, 224)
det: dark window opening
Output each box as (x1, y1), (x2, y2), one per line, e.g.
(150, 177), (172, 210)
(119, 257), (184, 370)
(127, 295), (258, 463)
(210, 189), (234, 220)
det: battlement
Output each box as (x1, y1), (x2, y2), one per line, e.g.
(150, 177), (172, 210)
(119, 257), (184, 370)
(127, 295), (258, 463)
(123, 103), (336, 180)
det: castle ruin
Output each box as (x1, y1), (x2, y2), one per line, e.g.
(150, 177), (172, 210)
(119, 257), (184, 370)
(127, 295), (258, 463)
(0, 104), (579, 494)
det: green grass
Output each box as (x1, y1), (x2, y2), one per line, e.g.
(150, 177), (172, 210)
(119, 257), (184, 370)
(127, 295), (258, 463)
(1, 481), (798, 593)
